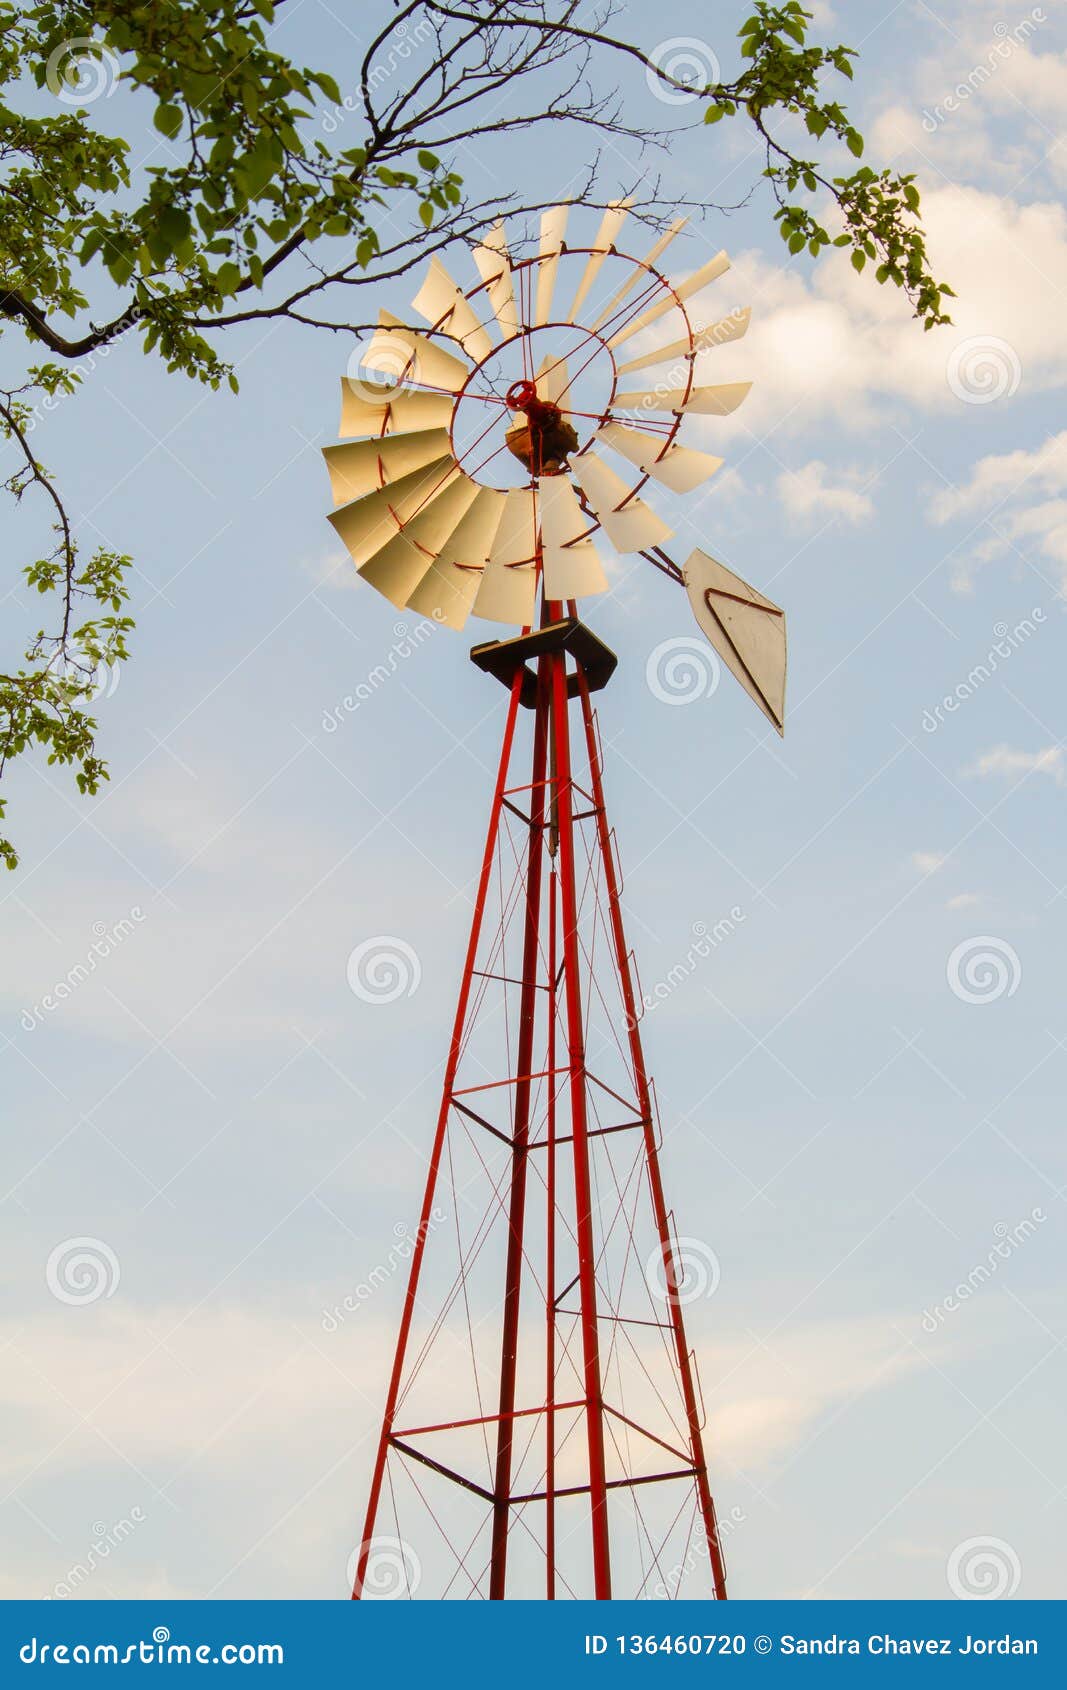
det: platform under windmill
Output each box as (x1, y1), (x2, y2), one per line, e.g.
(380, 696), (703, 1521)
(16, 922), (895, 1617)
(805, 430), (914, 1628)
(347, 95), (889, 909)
(322, 201), (787, 1601)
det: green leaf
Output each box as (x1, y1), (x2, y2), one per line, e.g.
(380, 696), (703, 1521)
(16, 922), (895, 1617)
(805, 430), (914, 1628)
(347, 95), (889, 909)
(215, 261), (242, 296)
(158, 205), (192, 250)
(154, 104), (183, 139)
(106, 251), (136, 287)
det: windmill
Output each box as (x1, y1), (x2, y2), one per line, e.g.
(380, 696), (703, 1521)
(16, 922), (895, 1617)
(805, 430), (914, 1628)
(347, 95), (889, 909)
(324, 201), (786, 1601)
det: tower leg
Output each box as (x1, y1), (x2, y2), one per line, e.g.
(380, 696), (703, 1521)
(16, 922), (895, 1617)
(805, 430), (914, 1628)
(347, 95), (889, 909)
(577, 673), (727, 1601)
(352, 673), (524, 1600)
(551, 650), (612, 1600)
(488, 664), (550, 1598)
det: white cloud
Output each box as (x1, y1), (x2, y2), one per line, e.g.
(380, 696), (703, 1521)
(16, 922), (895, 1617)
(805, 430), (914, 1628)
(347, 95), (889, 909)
(866, 5), (1067, 190)
(703, 1315), (925, 1474)
(688, 185), (1067, 438)
(776, 460), (874, 526)
(928, 432), (1067, 591)
(299, 544), (353, 592)
(911, 851), (946, 875)
(930, 432), (1067, 524)
(967, 744), (1066, 785)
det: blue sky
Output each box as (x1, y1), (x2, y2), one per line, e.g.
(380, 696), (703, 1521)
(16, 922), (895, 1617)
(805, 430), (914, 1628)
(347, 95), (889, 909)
(1, 0), (1064, 1601)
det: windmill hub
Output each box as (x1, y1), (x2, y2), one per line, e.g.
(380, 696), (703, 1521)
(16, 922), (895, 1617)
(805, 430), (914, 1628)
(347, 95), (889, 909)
(503, 378), (580, 477)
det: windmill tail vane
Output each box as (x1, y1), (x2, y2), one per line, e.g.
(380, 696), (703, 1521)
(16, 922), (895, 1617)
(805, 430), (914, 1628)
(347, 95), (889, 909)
(323, 201), (787, 1600)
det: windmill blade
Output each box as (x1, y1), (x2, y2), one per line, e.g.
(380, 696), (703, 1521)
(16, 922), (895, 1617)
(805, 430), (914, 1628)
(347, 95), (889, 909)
(538, 472), (588, 550)
(328, 458), (458, 567)
(616, 308), (751, 376)
(322, 428), (453, 507)
(534, 204), (569, 328)
(596, 422), (723, 495)
(412, 257), (495, 364)
(570, 451), (673, 554)
(535, 352), (570, 407)
(566, 198), (633, 324)
(607, 251), (730, 351)
(684, 547), (786, 735)
(363, 310), (471, 394)
(539, 474), (608, 599)
(588, 218), (689, 333)
(360, 475), (481, 609)
(474, 487), (537, 623)
(543, 536), (608, 601)
(338, 380), (454, 439)
(613, 381), (751, 417)
(406, 486), (506, 629)
(471, 223), (521, 338)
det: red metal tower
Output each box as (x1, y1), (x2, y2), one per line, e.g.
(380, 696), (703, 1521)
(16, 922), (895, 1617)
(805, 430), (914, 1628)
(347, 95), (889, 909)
(353, 605), (727, 1601)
